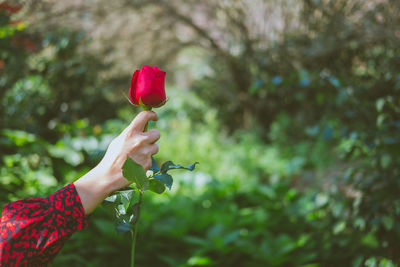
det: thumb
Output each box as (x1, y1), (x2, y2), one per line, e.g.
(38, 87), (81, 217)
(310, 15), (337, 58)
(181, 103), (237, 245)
(127, 110), (158, 133)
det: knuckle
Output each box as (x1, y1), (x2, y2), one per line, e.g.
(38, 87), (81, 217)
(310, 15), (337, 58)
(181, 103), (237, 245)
(144, 135), (151, 143)
(144, 147), (150, 155)
(138, 134), (149, 144)
(123, 134), (131, 142)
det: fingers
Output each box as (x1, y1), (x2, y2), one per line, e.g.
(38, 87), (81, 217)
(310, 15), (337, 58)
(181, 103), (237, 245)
(149, 143), (159, 155)
(129, 111), (158, 133)
(143, 158), (153, 170)
(143, 129), (161, 144)
(127, 143), (159, 170)
(120, 111), (160, 171)
(144, 145), (159, 169)
(136, 142), (159, 156)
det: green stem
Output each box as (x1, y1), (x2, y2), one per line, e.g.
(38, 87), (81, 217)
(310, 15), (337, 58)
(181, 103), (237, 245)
(142, 106), (152, 132)
(131, 105), (151, 266)
(131, 223), (138, 267)
(131, 192), (143, 267)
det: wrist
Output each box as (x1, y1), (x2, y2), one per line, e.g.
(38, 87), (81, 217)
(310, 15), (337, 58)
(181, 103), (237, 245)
(74, 166), (128, 215)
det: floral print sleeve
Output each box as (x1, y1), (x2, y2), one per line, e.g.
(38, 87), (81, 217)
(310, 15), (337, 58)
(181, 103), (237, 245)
(0, 183), (88, 266)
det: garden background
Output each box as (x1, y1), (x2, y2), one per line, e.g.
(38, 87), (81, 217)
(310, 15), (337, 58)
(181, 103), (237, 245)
(1, 0), (400, 266)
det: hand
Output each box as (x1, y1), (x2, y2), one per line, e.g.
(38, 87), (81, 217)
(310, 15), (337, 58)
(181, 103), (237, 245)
(74, 111), (160, 215)
(98, 110), (160, 187)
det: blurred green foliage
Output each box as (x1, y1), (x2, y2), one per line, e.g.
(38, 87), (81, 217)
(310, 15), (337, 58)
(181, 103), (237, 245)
(1, 1), (400, 266)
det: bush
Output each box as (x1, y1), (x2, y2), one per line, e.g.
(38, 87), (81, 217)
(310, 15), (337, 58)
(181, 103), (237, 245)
(1, 1), (400, 266)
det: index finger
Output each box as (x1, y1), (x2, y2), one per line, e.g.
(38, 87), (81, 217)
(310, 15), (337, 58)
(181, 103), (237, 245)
(128, 110), (158, 133)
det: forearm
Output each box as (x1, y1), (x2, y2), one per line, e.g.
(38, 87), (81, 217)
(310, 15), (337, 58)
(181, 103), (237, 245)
(74, 165), (128, 215)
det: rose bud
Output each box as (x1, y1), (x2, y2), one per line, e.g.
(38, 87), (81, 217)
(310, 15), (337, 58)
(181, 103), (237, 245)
(129, 65), (166, 109)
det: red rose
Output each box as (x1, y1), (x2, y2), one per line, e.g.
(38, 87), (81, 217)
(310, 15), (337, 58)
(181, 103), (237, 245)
(129, 65), (166, 108)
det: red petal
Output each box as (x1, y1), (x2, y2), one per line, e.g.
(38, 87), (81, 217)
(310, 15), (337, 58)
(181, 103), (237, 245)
(129, 70), (140, 105)
(142, 65), (161, 73)
(144, 70), (166, 107)
(132, 66), (166, 107)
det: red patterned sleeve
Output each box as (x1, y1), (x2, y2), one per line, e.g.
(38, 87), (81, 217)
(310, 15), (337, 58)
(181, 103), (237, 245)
(0, 183), (88, 266)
